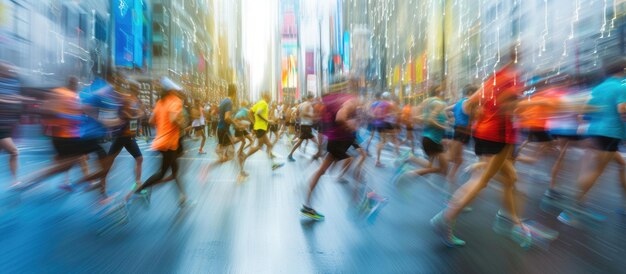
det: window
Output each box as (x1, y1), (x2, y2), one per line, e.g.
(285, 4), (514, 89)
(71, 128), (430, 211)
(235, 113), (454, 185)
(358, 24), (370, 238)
(12, 1), (29, 40)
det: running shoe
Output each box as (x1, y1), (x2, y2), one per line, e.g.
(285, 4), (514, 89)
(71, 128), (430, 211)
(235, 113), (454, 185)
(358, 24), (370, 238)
(511, 224), (533, 249)
(129, 188), (152, 206)
(557, 211), (579, 227)
(391, 162), (410, 184)
(375, 162), (385, 168)
(198, 149), (207, 154)
(58, 183), (75, 192)
(543, 189), (564, 200)
(430, 211), (465, 247)
(287, 155), (296, 162)
(394, 150), (412, 167)
(564, 203), (608, 222)
(301, 205), (325, 220)
(272, 162), (285, 170)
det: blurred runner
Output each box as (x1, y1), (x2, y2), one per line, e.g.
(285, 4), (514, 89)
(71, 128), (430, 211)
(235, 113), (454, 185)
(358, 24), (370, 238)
(373, 92), (399, 167)
(287, 94), (317, 161)
(431, 50), (530, 247)
(106, 79), (145, 190)
(201, 84), (249, 181)
(191, 101), (207, 154)
(545, 80), (588, 199)
(0, 62), (22, 186)
(445, 85), (476, 185)
(232, 100), (254, 157)
(301, 82), (359, 221)
(240, 92), (284, 172)
(399, 101), (416, 154)
(557, 59), (626, 225)
(393, 86), (449, 185)
(126, 77), (187, 207)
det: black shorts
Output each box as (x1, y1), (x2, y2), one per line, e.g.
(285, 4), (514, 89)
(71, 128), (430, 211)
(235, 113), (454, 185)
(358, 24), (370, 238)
(526, 130), (553, 142)
(0, 129), (11, 139)
(193, 126), (205, 131)
(299, 125), (314, 139)
(313, 123), (321, 132)
(453, 126), (471, 144)
(474, 137), (507, 156)
(269, 124), (279, 132)
(552, 134), (584, 141)
(422, 137), (444, 158)
(217, 128), (232, 146)
(590, 136), (621, 152)
(109, 136), (142, 158)
(234, 129), (248, 137)
(255, 129), (267, 138)
(52, 138), (107, 159)
(327, 140), (353, 160)
(376, 123), (392, 132)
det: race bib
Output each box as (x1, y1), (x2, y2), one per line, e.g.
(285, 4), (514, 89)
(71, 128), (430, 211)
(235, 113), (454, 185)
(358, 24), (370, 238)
(129, 120), (138, 132)
(98, 109), (117, 120)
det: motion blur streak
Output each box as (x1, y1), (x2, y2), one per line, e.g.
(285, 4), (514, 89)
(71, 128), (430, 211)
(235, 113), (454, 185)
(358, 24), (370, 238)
(1, 0), (626, 273)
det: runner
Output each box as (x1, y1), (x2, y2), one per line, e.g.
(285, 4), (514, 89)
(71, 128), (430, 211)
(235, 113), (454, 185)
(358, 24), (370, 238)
(232, 100), (254, 157)
(287, 94), (317, 161)
(239, 92), (284, 172)
(394, 86), (449, 184)
(126, 77), (188, 207)
(200, 84), (249, 181)
(399, 100), (416, 154)
(0, 62), (22, 186)
(301, 81), (359, 220)
(268, 103), (281, 145)
(445, 85), (476, 185)
(557, 58), (626, 225)
(13, 75), (123, 202)
(106, 78), (145, 189)
(544, 79), (588, 199)
(430, 49), (531, 247)
(373, 92), (399, 167)
(191, 101), (207, 154)
(364, 93), (382, 154)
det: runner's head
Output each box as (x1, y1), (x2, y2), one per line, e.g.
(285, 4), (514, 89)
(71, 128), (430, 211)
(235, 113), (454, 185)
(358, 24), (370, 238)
(428, 86), (444, 98)
(261, 91), (271, 102)
(160, 77), (183, 98)
(67, 76), (79, 92)
(462, 84), (477, 97)
(127, 78), (141, 96)
(228, 83), (237, 98)
(602, 57), (626, 78)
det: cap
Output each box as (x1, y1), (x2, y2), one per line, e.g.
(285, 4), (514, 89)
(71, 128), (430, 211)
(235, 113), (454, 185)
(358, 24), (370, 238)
(160, 77), (182, 91)
(381, 92), (391, 99)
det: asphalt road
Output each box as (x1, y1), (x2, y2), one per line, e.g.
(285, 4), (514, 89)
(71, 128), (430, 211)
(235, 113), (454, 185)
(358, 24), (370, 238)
(1, 131), (625, 273)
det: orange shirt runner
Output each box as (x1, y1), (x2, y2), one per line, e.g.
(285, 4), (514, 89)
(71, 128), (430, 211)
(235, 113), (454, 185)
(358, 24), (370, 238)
(151, 94), (183, 151)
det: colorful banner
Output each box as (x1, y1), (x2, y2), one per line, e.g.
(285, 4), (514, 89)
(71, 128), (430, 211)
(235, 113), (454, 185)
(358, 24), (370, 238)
(133, 0), (143, 67)
(305, 51), (315, 75)
(114, 0), (143, 67)
(114, 0), (134, 67)
(343, 31), (350, 71)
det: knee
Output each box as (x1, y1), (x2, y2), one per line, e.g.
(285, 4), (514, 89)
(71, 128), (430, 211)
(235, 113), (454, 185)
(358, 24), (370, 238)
(136, 156), (143, 164)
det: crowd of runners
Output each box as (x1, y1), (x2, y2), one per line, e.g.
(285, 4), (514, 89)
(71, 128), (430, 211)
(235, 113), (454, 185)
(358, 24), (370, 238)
(1, 52), (625, 248)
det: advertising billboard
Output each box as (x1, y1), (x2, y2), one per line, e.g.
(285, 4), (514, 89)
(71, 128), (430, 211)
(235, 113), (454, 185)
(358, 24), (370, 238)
(114, 0), (143, 68)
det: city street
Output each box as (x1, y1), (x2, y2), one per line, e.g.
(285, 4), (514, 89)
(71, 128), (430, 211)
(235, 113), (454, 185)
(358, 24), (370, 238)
(1, 132), (625, 273)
